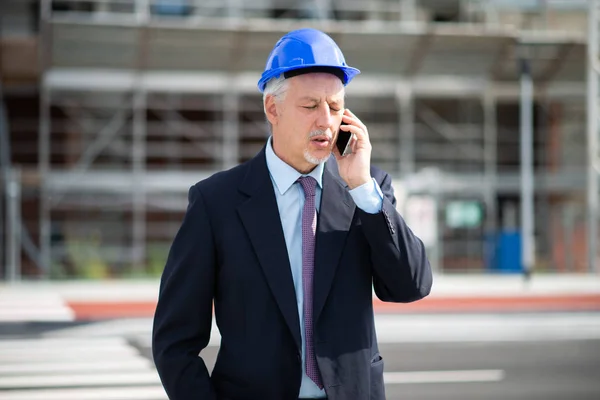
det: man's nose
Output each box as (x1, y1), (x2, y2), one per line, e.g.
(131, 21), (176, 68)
(315, 104), (333, 129)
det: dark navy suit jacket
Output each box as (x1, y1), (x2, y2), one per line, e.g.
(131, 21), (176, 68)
(152, 147), (432, 400)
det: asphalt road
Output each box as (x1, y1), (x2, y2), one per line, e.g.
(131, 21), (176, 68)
(156, 340), (599, 400)
(381, 341), (599, 400)
(1, 313), (599, 400)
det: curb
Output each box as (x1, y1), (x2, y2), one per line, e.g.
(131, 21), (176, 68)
(65, 294), (600, 320)
(372, 294), (600, 313)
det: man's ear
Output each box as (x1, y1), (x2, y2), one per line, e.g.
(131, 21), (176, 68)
(264, 95), (279, 126)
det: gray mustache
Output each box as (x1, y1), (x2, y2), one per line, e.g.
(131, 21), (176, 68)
(308, 130), (332, 140)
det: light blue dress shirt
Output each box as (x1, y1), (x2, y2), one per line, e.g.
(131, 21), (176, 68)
(264, 137), (383, 398)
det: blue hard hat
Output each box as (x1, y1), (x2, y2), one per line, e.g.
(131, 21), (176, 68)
(257, 28), (360, 93)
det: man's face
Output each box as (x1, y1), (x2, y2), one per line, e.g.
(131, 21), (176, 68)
(267, 73), (345, 173)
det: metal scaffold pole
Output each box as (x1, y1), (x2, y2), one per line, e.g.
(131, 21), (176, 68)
(520, 55), (535, 279)
(223, 87), (240, 170)
(132, 86), (147, 271)
(38, 0), (52, 277)
(587, 0), (599, 273)
(483, 89), (497, 243)
(396, 84), (415, 177)
(6, 168), (21, 282)
(131, 0), (149, 272)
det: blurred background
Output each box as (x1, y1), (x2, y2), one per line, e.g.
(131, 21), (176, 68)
(0, 0), (597, 280)
(1, 1), (600, 400)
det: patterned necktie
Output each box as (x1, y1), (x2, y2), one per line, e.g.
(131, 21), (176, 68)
(297, 176), (323, 389)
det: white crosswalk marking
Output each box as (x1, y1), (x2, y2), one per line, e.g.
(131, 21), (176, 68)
(0, 337), (129, 349)
(3, 312), (598, 400)
(0, 359), (154, 375)
(0, 290), (73, 322)
(0, 387), (168, 400)
(0, 336), (167, 400)
(384, 369), (505, 384)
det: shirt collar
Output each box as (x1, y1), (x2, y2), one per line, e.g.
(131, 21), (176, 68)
(265, 136), (325, 195)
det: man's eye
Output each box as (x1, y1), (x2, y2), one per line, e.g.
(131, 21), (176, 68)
(303, 106), (317, 109)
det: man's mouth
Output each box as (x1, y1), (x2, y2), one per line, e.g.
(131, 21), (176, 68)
(310, 136), (331, 149)
(310, 136), (331, 144)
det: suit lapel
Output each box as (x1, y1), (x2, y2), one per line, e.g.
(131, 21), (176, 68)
(237, 148), (302, 350)
(313, 160), (356, 323)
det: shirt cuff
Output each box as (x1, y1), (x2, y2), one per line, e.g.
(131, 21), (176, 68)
(348, 177), (383, 214)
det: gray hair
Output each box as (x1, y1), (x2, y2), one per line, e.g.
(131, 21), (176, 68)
(261, 73), (346, 132)
(263, 74), (291, 131)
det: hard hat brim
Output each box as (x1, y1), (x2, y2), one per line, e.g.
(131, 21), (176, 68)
(257, 64), (360, 93)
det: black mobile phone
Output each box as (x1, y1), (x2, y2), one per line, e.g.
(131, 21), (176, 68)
(336, 122), (352, 156)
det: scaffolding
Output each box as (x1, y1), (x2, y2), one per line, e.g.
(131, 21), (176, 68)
(588, 0), (600, 273)
(1, 0), (595, 279)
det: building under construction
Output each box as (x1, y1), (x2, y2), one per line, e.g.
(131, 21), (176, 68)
(0, 0), (596, 279)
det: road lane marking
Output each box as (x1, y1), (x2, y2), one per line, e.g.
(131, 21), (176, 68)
(44, 319), (153, 338)
(50, 313), (600, 347)
(0, 372), (162, 389)
(0, 358), (154, 375)
(0, 346), (140, 363)
(384, 369), (505, 384)
(0, 337), (128, 350)
(374, 313), (600, 343)
(0, 386), (168, 400)
(0, 343), (135, 356)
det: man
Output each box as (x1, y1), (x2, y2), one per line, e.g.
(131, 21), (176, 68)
(152, 28), (432, 400)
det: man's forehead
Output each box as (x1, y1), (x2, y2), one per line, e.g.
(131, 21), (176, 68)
(290, 85), (344, 103)
(297, 94), (344, 102)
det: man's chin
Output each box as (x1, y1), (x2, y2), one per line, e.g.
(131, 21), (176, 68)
(304, 149), (331, 165)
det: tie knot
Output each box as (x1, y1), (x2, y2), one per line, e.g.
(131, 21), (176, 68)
(298, 176), (317, 198)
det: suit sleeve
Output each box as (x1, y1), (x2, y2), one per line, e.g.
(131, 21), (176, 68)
(152, 185), (217, 400)
(359, 172), (433, 303)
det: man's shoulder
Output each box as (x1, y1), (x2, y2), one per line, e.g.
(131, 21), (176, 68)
(192, 161), (250, 196)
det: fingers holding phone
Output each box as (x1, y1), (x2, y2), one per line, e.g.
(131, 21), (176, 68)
(333, 109), (372, 189)
(335, 109), (369, 158)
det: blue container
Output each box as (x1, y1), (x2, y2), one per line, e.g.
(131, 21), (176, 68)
(496, 231), (523, 273)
